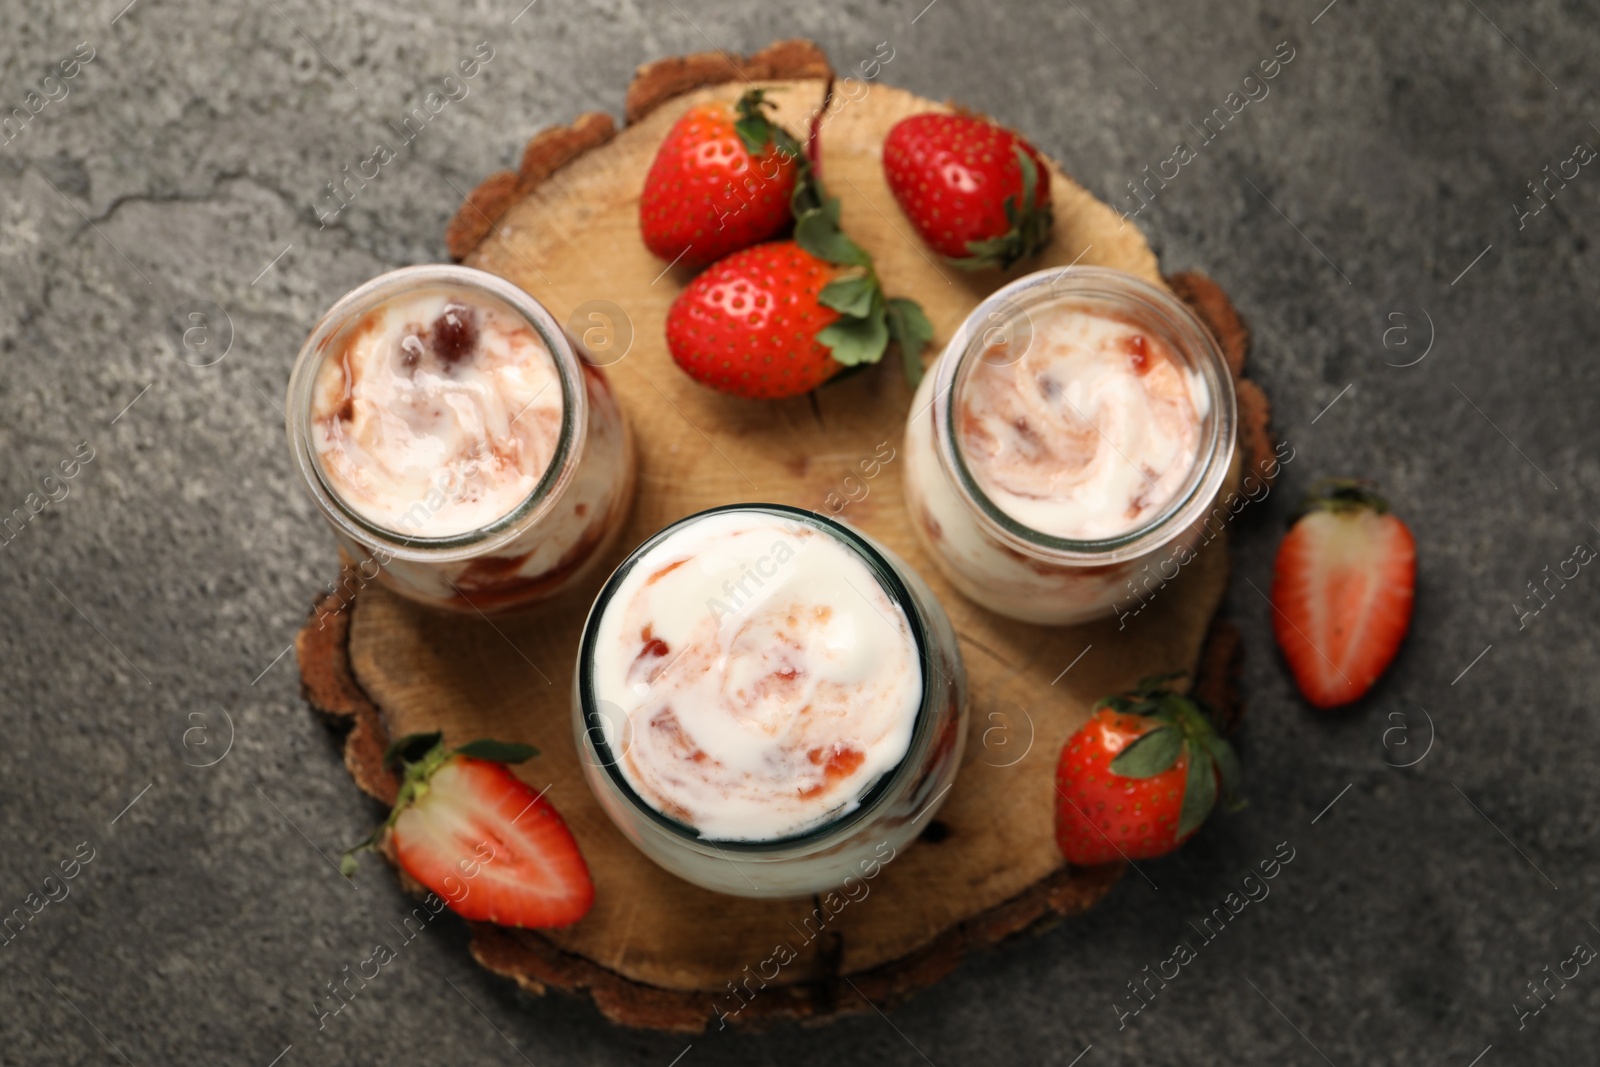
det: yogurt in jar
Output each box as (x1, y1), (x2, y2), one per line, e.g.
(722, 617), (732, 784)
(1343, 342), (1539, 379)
(956, 301), (1208, 541)
(904, 268), (1235, 625)
(287, 266), (636, 613)
(588, 510), (922, 842)
(309, 288), (565, 538)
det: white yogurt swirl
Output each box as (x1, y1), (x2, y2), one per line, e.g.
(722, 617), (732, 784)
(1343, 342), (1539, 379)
(956, 300), (1208, 541)
(310, 288), (563, 537)
(590, 511), (922, 842)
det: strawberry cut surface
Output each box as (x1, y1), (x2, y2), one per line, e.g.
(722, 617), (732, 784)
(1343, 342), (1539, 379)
(1270, 482), (1416, 708)
(390, 757), (594, 928)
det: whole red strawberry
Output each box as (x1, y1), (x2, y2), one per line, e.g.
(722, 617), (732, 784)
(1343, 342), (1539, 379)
(665, 241), (846, 399)
(640, 89), (800, 269)
(666, 234), (932, 399)
(1271, 480), (1416, 709)
(343, 734), (594, 928)
(1055, 674), (1240, 865)
(883, 112), (1054, 270)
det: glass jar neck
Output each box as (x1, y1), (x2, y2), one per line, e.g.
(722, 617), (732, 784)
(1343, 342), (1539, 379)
(929, 267), (1237, 565)
(284, 265), (588, 563)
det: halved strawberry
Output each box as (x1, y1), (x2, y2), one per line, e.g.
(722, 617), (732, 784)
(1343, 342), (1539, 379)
(343, 734), (593, 928)
(1055, 673), (1241, 865)
(1270, 480), (1416, 709)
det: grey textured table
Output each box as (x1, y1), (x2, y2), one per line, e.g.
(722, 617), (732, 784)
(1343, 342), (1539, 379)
(2, 0), (1594, 1063)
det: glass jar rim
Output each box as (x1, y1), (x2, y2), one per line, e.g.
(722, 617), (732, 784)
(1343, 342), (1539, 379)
(929, 266), (1237, 563)
(576, 503), (938, 856)
(284, 264), (588, 561)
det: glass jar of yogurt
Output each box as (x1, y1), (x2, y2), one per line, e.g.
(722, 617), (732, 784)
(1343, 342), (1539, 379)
(904, 267), (1236, 625)
(574, 505), (968, 898)
(286, 265), (635, 613)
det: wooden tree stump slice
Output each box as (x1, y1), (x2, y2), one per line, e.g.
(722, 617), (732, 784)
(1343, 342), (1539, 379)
(297, 40), (1275, 1033)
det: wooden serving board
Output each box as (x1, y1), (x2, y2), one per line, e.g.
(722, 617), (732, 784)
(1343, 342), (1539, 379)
(296, 40), (1275, 1032)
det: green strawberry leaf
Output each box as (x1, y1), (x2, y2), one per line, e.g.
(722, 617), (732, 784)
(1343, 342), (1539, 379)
(1177, 743), (1219, 839)
(1136, 671), (1187, 692)
(822, 190), (843, 226)
(1109, 725), (1184, 779)
(948, 238), (1011, 271)
(789, 154), (872, 268)
(1090, 671), (1243, 840)
(771, 117), (927, 382)
(796, 207), (872, 267)
(791, 170), (824, 218)
(1011, 141), (1038, 225)
(818, 273), (878, 318)
(817, 303), (890, 366)
(454, 739), (539, 764)
(734, 116), (770, 155)
(886, 297), (934, 387)
(733, 89), (776, 154)
(1159, 691), (1196, 722)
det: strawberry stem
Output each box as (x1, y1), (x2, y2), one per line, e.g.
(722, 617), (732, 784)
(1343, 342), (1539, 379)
(741, 89), (933, 385)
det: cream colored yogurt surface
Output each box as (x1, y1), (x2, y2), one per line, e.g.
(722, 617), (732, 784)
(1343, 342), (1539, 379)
(591, 510), (922, 842)
(310, 288), (563, 537)
(956, 300), (1207, 541)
